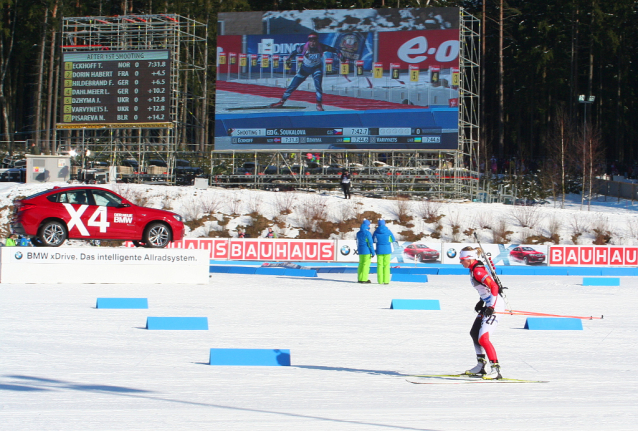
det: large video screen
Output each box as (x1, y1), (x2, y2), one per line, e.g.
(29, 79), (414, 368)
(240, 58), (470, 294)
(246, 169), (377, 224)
(58, 50), (171, 129)
(215, 8), (460, 151)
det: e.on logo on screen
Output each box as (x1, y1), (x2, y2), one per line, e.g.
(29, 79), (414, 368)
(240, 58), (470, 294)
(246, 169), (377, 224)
(550, 246), (638, 266)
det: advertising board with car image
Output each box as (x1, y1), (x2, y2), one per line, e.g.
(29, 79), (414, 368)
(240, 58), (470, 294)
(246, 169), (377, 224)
(442, 243), (548, 266)
(335, 240), (442, 263)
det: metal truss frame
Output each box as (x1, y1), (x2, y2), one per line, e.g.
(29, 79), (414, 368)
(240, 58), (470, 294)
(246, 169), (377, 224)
(57, 14), (207, 180)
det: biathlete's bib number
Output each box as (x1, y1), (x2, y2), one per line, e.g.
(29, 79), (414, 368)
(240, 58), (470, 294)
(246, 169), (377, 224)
(63, 204), (111, 236)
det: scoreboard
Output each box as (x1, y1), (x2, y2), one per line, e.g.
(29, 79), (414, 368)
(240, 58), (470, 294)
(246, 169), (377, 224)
(57, 50), (171, 129)
(227, 127), (442, 145)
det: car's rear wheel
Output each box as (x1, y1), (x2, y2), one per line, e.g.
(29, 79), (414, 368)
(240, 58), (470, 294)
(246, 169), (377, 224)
(38, 221), (67, 247)
(143, 222), (172, 248)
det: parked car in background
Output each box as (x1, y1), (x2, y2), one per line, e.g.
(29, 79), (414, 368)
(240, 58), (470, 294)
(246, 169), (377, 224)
(11, 186), (184, 247)
(509, 246), (546, 264)
(402, 243), (440, 262)
(0, 168), (26, 182)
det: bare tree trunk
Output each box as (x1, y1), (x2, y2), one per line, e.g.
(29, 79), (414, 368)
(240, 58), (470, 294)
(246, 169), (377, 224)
(587, 136), (594, 211)
(181, 70), (189, 151)
(560, 116), (566, 209)
(0, 0), (18, 155)
(570, 7), (579, 120)
(45, 2), (60, 153)
(498, 0), (504, 158)
(35, 8), (50, 154)
(481, 0), (486, 175)
(201, 9), (210, 153)
(52, 44), (61, 154)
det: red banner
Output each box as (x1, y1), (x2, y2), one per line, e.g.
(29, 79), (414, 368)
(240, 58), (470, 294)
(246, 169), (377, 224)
(227, 239), (335, 261)
(378, 30), (459, 70)
(128, 238), (336, 261)
(550, 246), (638, 266)
(217, 35), (242, 74)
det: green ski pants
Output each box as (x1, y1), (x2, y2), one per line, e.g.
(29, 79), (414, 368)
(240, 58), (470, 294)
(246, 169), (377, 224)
(357, 254), (371, 282)
(377, 254), (391, 284)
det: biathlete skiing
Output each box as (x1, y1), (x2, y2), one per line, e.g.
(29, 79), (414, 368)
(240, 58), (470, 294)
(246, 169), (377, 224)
(269, 32), (339, 111)
(459, 246), (505, 379)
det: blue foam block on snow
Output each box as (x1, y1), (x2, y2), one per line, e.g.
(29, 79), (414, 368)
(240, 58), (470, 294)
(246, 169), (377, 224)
(209, 348), (291, 366)
(391, 274), (428, 283)
(567, 268), (601, 276)
(390, 299), (440, 310)
(96, 298), (148, 309)
(283, 268), (317, 277)
(583, 277), (620, 286)
(600, 268), (638, 276)
(536, 267), (568, 275)
(228, 266), (257, 274)
(437, 268), (468, 275)
(146, 317), (208, 330)
(255, 267), (286, 275)
(209, 266), (231, 273)
(524, 317), (583, 330)
(500, 267), (536, 275)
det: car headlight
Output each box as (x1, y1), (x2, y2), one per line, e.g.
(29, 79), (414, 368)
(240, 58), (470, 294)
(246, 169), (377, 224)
(173, 214), (183, 222)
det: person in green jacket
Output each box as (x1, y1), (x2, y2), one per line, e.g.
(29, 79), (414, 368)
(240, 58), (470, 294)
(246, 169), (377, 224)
(372, 220), (395, 285)
(5, 234), (17, 246)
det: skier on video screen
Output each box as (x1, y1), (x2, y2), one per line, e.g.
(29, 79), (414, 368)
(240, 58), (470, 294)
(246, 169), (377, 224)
(269, 32), (340, 112)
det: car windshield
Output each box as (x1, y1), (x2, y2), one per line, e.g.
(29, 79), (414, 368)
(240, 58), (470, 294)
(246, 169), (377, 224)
(522, 247), (535, 251)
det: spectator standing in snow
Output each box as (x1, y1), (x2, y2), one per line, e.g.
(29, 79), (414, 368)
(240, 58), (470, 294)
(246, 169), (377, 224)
(355, 219), (375, 283)
(264, 227), (277, 239)
(372, 219), (395, 285)
(340, 170), (351, 199)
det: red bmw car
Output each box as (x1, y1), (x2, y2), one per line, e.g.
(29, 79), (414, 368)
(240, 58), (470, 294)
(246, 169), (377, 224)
(509, 246), (546, 264)
(403, 243), (440, 262)
(11, 186), (184, 247)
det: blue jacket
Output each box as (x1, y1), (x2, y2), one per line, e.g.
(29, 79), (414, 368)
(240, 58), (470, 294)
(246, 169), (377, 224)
(356, 220), (375, 256)
(372, 220), (395, 255)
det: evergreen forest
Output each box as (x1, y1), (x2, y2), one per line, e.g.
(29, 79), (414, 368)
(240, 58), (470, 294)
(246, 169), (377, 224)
(0, 0), (636, 176)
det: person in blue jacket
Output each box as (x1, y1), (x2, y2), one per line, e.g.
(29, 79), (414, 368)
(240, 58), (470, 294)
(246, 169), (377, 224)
(356, 219), (375, 283)
(372, 219), (395, 284)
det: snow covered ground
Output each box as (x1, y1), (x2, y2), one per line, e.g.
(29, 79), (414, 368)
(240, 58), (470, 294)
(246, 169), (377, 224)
(1, 273), (635, 430)
(1, 181), (637, 429)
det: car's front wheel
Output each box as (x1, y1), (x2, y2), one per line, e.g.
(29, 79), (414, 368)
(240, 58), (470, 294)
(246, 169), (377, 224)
(143, 222), (172, 248)
(523, 257), (529, 265)
(38, 220), (67, 247)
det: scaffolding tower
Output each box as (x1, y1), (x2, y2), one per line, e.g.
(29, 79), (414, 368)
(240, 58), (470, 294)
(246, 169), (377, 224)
(57, 14), (208, 181)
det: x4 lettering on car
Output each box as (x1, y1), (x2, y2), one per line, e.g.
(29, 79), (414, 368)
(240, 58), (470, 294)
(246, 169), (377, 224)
(62, 203), (110, 236)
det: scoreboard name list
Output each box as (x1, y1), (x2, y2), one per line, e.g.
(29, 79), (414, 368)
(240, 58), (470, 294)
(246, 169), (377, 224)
(60, 50), (171, 127)
(229, 127), (441, 144)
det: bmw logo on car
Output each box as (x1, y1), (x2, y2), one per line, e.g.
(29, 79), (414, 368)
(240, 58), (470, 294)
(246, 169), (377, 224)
(341, 245), (351, 256)
(446, 248), (457, 259)
(15, 251), (23, 260)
